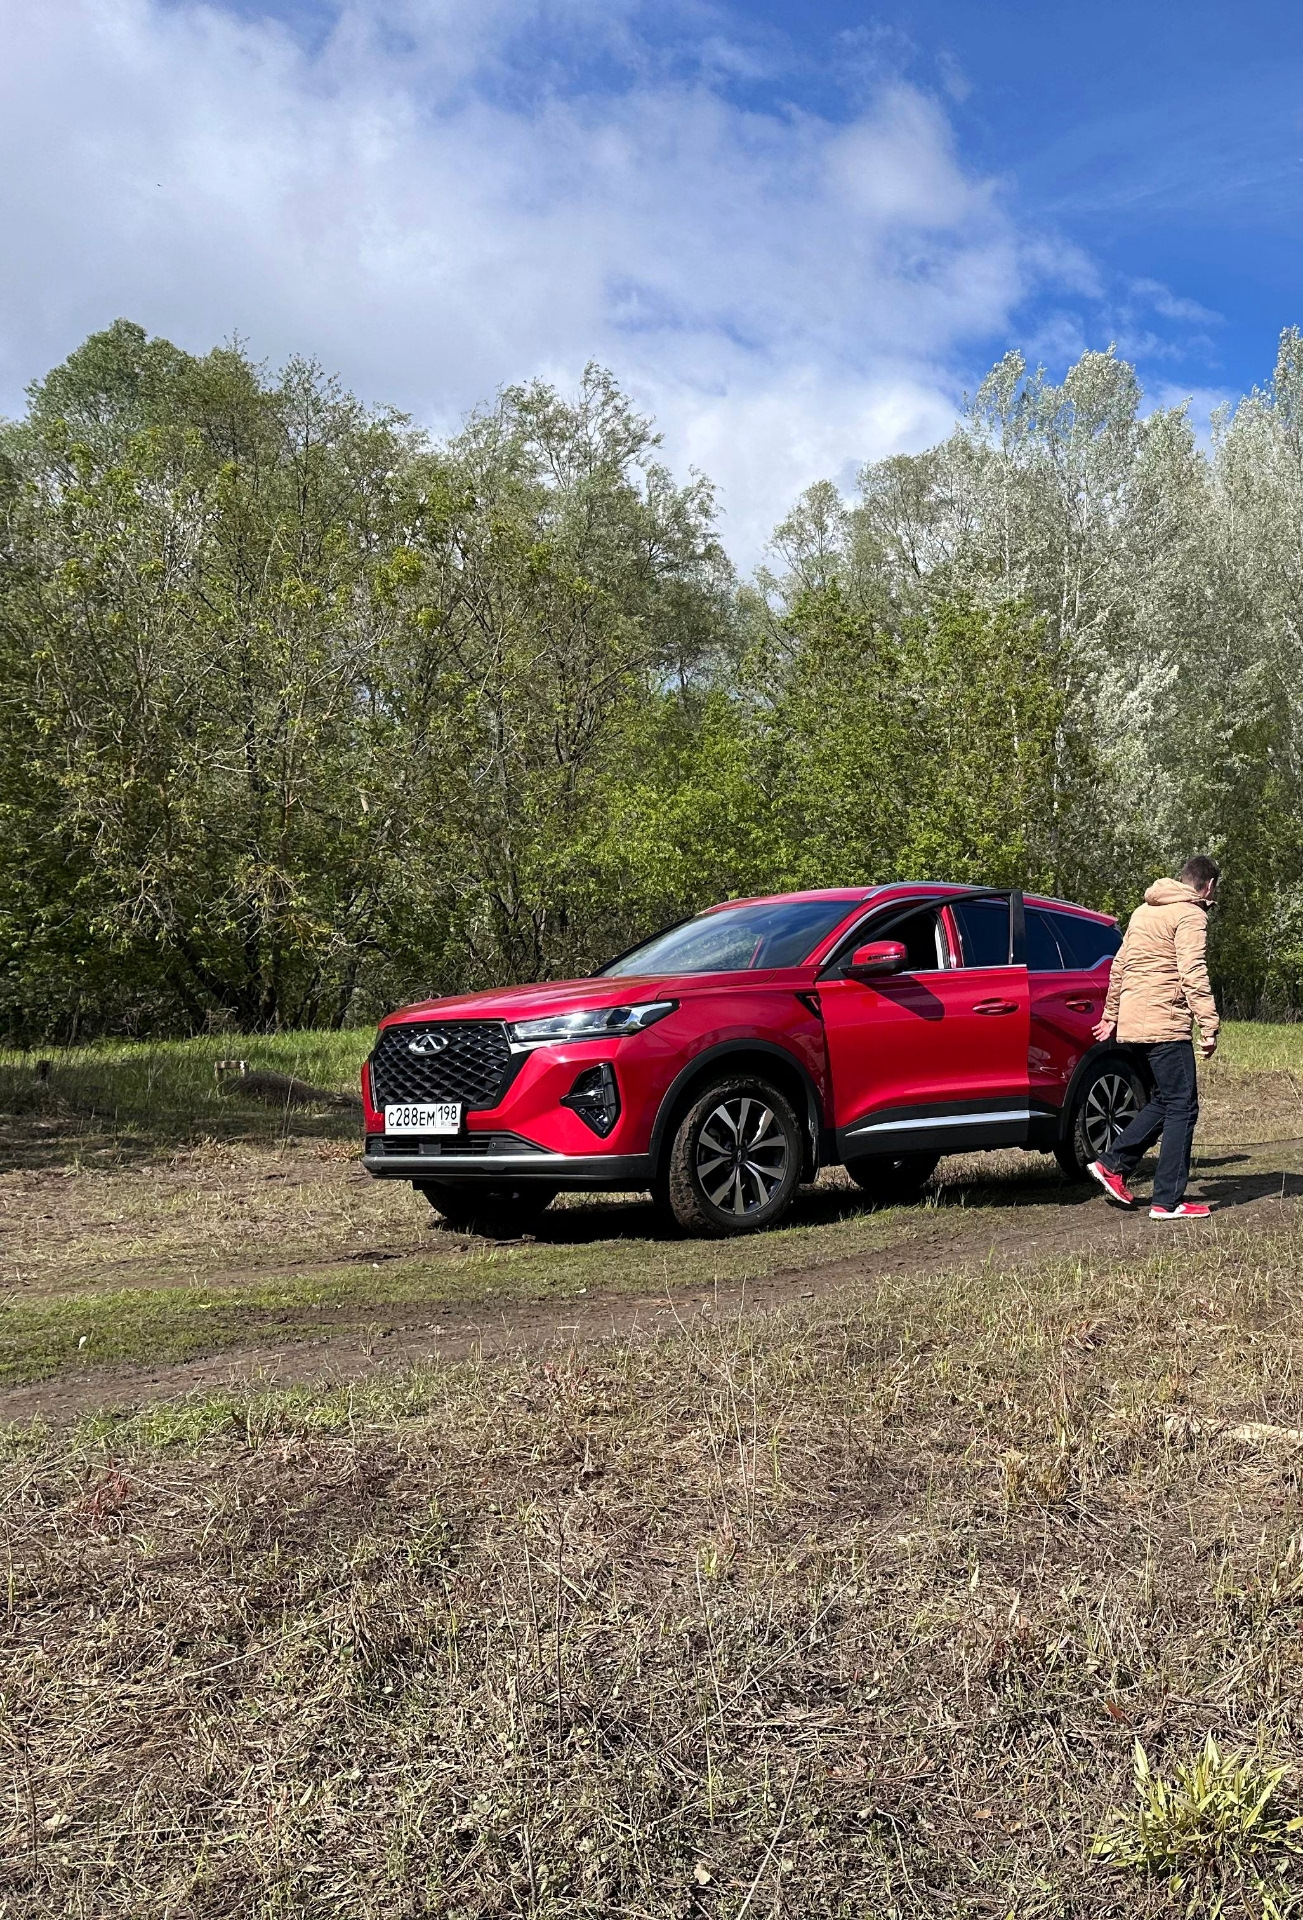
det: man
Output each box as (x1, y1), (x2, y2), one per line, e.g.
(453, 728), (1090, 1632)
(1087, 855), (1221, 1219)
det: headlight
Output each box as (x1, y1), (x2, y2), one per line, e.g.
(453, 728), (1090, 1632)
(507, 1001), (676, 1047)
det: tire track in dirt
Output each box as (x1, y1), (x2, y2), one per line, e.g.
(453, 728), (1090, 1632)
(6, 1141), (1300, 1425)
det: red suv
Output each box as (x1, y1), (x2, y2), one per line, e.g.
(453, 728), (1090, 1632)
(361, 886), (1140, 1236)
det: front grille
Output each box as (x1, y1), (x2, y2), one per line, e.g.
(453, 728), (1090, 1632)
(369, 1021), (515, 1109)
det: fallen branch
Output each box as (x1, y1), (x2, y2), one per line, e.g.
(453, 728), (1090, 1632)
(1162, 1413), (1303, 1449)
(214, 1060), (361, 1111)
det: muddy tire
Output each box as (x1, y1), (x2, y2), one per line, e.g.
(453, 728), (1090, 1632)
(843, 1150), (939, 1207)
(1055, 1057), (1147, 1180)
(662, 1076), (802, 1237)
(417, 1180), (558, 1236)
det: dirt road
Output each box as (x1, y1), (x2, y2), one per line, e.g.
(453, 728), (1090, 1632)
(6, 1133), (1298, 1425)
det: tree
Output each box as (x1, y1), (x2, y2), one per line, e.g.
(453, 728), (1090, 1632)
(0, 332), (735, 1035)
(4, 321), (1303, 1035)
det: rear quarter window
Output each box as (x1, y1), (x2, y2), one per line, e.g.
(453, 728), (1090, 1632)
(1026, 910), (1065, 971)
(1050, 911), (1121, 970)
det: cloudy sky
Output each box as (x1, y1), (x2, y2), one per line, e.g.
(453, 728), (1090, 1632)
(3, 0), (1302, 559)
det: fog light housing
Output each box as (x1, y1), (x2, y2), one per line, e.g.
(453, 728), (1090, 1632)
(561, 1062), (620, 1137)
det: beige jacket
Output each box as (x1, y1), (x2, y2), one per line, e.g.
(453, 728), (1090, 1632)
(1103, 879), (1220, 1045)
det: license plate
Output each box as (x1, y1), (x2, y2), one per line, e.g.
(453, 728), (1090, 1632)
(384, 1102), (462, 1136)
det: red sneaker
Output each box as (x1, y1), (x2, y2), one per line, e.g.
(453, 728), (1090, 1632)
(1087, 1160), (1136, 1208)
(1149, 1202), (1213, 1219)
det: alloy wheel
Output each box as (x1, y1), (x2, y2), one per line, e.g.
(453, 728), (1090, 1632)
(695, 1095), (790, 1216)
(1081, 1072), (1140, 1155)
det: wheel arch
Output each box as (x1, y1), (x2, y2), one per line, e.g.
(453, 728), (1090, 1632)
(1059, 1043), (1154, 1144)
(649, 1042), (822, 1183)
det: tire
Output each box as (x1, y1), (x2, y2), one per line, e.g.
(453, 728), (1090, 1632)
(1055, 1057), (1147, 1180)
(663, 1076), (803, 1237)
(417, 1179), (559, 1236)
(843, 1150), (939, 1207)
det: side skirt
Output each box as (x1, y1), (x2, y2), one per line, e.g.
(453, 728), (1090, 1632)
(837, 1099), (1060, 1160)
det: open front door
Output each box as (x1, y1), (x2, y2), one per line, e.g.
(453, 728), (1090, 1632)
(818, 892), (1031, 1162)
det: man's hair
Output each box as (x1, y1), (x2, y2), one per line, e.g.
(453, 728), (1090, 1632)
(1179, 853), (1221, 890)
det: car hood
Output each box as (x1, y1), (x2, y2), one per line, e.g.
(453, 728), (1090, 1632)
(382, 976), (679, 1026)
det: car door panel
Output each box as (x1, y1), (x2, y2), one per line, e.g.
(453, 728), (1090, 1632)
(1027, 909), (1118, 1106)
(1030, 971), (1106, 1098)
(818, 895), (1031, 1159)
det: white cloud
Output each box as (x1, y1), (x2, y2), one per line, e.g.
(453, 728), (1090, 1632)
(1129, 277), (1222, 327)
(0, 0), (1060, 559)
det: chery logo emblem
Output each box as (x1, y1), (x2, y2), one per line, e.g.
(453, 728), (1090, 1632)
(407, 1031), (450, 1055)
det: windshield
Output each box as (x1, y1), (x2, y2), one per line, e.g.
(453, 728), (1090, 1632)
(601, 898), (857, 976)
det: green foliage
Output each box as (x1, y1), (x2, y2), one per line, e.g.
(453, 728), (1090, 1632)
(1093, 1735), (1303, 1914)
(0, 330), (729, 1035)
(3, 319), (1303, 1035)
(0, 322), (420, 1032)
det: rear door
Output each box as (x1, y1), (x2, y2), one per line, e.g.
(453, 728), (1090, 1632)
(943, 891), (1033, 1124)
(1024, 906), (1103, 1109)
(1038, 906), (1122, 1085)
(818, 892), (1032, 1161)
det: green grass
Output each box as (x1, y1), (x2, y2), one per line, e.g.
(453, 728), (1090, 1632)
(1093, 1733), (1303, 1907)
(0, 1029), (371, 1152)
(0, 1020), (1299, 1163)
(1216, 1020), (1303, 1073)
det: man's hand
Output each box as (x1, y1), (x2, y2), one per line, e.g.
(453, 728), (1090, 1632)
(1093, 1016), (1116, 1043)
(1200, 1034), (1218, 1059)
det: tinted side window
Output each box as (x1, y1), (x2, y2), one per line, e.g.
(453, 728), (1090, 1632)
(1050, 912), (1121, 970)
(952, 898), (1011, 968)
(1026, 910), (1065, 972)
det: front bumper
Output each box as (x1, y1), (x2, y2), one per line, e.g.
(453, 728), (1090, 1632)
(362, 1134), (654, 1189)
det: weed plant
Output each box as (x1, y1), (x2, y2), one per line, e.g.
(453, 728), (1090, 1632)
(1093, 1733), (1303, 1915)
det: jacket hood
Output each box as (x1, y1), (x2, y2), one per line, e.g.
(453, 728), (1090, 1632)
(1144, 878), (1203, 908)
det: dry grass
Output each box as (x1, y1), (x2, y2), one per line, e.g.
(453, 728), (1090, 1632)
(0, 1166), (949, 1386)
(6, 1205), (1303, 1917)
(0, 1032), (1299, 1388)
(2, 1026), (1303, 1914)
(0, 1138), (415, 1299)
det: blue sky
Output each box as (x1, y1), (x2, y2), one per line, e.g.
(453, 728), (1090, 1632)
(2, 0), (1300, 558)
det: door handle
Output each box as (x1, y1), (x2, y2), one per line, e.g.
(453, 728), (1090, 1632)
(1065, 998), (1095, 1013)
(973, 999), (1018, 1015)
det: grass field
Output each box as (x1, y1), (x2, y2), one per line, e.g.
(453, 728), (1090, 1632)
(0, 1022), (1299, 1393)
(8, 1204), (1303, 1916)
(1, 1017), (1296, 1152)
(2, 1026), (1302, 1915)
(0, 1027), (370, 1152)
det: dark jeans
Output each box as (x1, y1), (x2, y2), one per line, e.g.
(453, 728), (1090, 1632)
(1101, 1040), (1199, 1209)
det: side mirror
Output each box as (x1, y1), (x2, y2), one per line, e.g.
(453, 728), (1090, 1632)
(846, 939), (907, 979)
